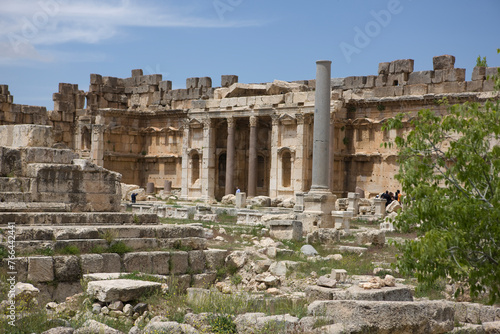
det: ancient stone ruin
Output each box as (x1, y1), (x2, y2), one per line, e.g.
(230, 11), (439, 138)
(0, 56), (499, 333)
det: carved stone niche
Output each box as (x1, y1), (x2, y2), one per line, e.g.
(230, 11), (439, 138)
(189, 119), (203, 129)
(279, 114), (297, 126)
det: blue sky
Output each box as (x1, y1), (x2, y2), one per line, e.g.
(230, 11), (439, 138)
(1, 0), (499, 109)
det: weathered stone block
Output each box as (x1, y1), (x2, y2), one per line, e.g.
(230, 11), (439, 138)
(364, 75), (376, 89)
(81, 254), (104, 274)
(428, 82), (466, 94)
(198, 77), (212, 89)
(0, 125), (53, 148)
(54, 256), (81, 282)
(331, 77), (345, 89)
(344, 76), (366, 89)
(186, 77), (199, 89)
(472, 66), (486, 81)
(308, 300), (454, 333)
(269, 220), (303, 241)
(131, 69), (143, 77)
(374, 75), (387, 87)
(434, 68), (466, 83)
(433, 54), (455, 70)
(221, 75), (238, 88)
(378, 62), (390, 75)
(305, 286), (334, 302)
(373, 86), (403, 97)
(87, 279), (161, 303)
(191, 272), (217, 289)
(466, 80), (483, 92)
(486, 67), (500, 78)
(204, 249), (228, 271)
(170, 251), (189, 275)
(387, 73), (408, 86)
(407, 71), (433, 85)
(306, 228), (340, 245)
(188, 250), (205, 274)
(404, 84), (428, 95)
(389, 59), (414, 74)
(159, 81), (172, 94)
(28, 257), (54, 282)
(123, 252), (152, 273)
(149, 251), (169, 275)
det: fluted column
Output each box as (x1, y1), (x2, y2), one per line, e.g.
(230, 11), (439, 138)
(225, 117), (235, 195)
(311, 60), (332, 192)
(247, 116), (258, 197)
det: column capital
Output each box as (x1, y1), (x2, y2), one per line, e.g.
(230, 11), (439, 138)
(227, 117), (235, 128)
(295, 113), (305, 125)
(181, 118), (190, 130)
(203, 118), (212, 128)
(271, 114), (279, 126)
(249, 115), (258, 127)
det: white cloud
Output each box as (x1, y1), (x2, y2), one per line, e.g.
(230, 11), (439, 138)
(0, 0), (261, 62)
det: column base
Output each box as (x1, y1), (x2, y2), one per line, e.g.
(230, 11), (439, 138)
(301, 190), (337, 233)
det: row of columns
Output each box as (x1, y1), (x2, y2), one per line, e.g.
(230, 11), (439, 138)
(225, 115), (258, 197)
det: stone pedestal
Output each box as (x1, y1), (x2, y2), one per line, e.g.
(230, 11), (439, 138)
(347, 192), (359, 215)
(302, 191), (337, 232)
(373, 198), (386, 219)
(268, 220), (303, 241)
(332, 210), (352, 233)
(164, 181), (172, 195)
(235, 192), (246, 209)
(146, 182), (155, 194)
(293, 192), (305, 212)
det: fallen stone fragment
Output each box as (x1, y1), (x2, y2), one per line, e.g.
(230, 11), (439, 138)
(87, 279), (161, 303)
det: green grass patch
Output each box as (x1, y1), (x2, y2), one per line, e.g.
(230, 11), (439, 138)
(57, 245), (80, 255)
(108, 241), (133, 255)
(189, 291), (308, 319)
(207, 313), (237, 334)
(119, 271), (165, 283)
(414, 278), (447, 300)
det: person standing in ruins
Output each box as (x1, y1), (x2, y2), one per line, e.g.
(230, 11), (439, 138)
(131, 193), (137, 204)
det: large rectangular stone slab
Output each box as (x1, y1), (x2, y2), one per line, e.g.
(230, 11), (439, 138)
(0, 125), (53, 148)
(308, 300), (454, 333)
(87, 279), (161, 302)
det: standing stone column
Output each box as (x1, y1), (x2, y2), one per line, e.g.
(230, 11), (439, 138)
(329, 111), (335, 192)
(225, 117), (235, 195)
(301, 60), (337, 233)
(201, 118), (215, 202)
(180, 120), (190, 200)
(269, 115), (280, 198)
(247, 116), (258, 197)
(311, 60), (332, 192)
(91, 124), (104, 167)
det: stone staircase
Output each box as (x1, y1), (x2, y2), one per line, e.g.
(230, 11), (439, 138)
(0, 125), (219, 303)
(0, 222), (207, 254)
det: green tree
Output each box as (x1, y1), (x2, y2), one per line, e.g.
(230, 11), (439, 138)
(383, 69), (500, 303)
(476, 55), (488, 67)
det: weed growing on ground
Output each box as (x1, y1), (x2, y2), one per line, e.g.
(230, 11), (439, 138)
(207, 313), (237, 334)
(414, 278), (447, 300)
(108, 241), (132, 255)
(58, 245), (80, 255)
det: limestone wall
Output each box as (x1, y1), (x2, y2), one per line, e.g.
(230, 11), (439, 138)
(0, 125), (122, 212)
(6, 249), (228, 302)
(1, 55), (498, 199)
